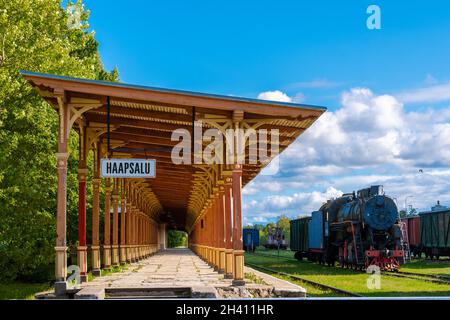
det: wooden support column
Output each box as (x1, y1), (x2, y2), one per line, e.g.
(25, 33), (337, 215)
(135, 211), (139, 260)
(148, 218), (151, 256)
(137, 211), (141, 259)
(143, 216), (147, 257)
(77, 124), (88, 283)
(143, 216), (146, 257)
(207, 206), (212, 264)
(129, 206), (135, 262)
(132, 207), (137, 262)
(120, 179), (127, 264)
(137, 214), (141, 259)
(218, 184), (226, 274)
(103, 177), (111, 270)
(126, 196), (132, 263)
(211, 195), (218, 269)
(141, 215), (144, 258)
(223, 171), (234, 279)
(232, 164), (245, 286)
(91, 142), (101, 276)
(204, 209), (209, 262)
(214, 192), (220, 270)
(54, 91), (70, 295)
(142, 216), (146, 257)
(112, 178), (120, 266)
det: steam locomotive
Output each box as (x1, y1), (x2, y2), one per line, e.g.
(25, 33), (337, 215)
(290, 185), (405, 271)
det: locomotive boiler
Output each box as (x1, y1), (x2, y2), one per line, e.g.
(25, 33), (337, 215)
(291, 185), (405, 271)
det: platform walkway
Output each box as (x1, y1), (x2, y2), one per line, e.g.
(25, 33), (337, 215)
(83, 248), (232, 290)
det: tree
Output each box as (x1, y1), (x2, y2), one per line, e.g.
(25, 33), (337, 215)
(399, 210), (407, 218)
(276, 215), (290, 246)
(0, 0), (117, 282)
(276, 215), (290, 232)
(168, 230), (187, 248)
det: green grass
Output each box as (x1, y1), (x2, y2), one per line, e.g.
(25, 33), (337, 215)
(401, 259), (450, 278)
(0, 282), (52, 300)
(87, 264), (129, 281)
(256, 247), (295, 258)
(245, 253), (450, 297)
(245, 272), (268, 285)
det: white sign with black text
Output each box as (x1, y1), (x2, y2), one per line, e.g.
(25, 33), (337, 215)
(100, 158), (156, 178)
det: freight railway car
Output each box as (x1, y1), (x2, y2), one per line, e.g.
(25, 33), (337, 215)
(420, 207), (450, 259)
(400, 202), (450, 259)
(290, 185), (405, 271)
(290, 217), (310, 259)
(243, 228), (260, 252)
(400, 215), (421, 257)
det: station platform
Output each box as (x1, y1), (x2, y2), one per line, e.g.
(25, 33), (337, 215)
(63, 248), (304, 299)
(85, 248), (231, 290)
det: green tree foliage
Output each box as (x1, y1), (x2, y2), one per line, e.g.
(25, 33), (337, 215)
(276, 215), (290, 231)
(399, 210), (407, 218)
(256, 217), (292, 246)
(168, 230), (187, 248)
(0, 0), (117, 282)
(277, 215), (290, 245)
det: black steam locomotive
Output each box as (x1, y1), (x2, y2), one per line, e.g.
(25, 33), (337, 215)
(291, 185), (405, 271)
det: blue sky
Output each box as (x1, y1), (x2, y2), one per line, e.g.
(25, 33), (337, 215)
(80, 0), (450, 224)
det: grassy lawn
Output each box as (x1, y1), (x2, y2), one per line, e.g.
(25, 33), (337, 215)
(0, 282), (52, 300)
(245, 253), (450, 297)
(401, 259), (450, 278)
(255, 247), (296, 258)
(0, 264), (131, 300)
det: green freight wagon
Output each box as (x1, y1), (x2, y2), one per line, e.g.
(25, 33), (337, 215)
(290, 217), (311, 260)
(419, 206), (450, 258)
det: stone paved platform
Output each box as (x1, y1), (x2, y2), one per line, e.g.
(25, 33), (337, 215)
(68, 248), (307, 299)
(83, 248), (232, 290)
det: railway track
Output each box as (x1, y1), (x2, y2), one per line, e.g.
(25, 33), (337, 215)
(248, 252), (450, 285)
(245, 261), (363, 297)
(390, 271), (450, 284)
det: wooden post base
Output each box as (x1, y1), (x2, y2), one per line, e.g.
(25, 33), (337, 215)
(77, 246), (88, 283)
(233, 250), (245, 286)
(225, 249), (234, 279)
(102, 245), (111, 269)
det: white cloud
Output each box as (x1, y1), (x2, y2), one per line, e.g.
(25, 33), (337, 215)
(396, 82), (450, 104)
(257, 90), (292, 103)
(282, 87), (450, 168)
(243, 187), (343, 221)
(243, 87), (450, 225)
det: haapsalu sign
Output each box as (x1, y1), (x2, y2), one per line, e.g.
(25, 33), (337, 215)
(101, 159), (156, 178)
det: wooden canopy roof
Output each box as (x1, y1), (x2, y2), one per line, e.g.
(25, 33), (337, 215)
(21, 70), (326, 231)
